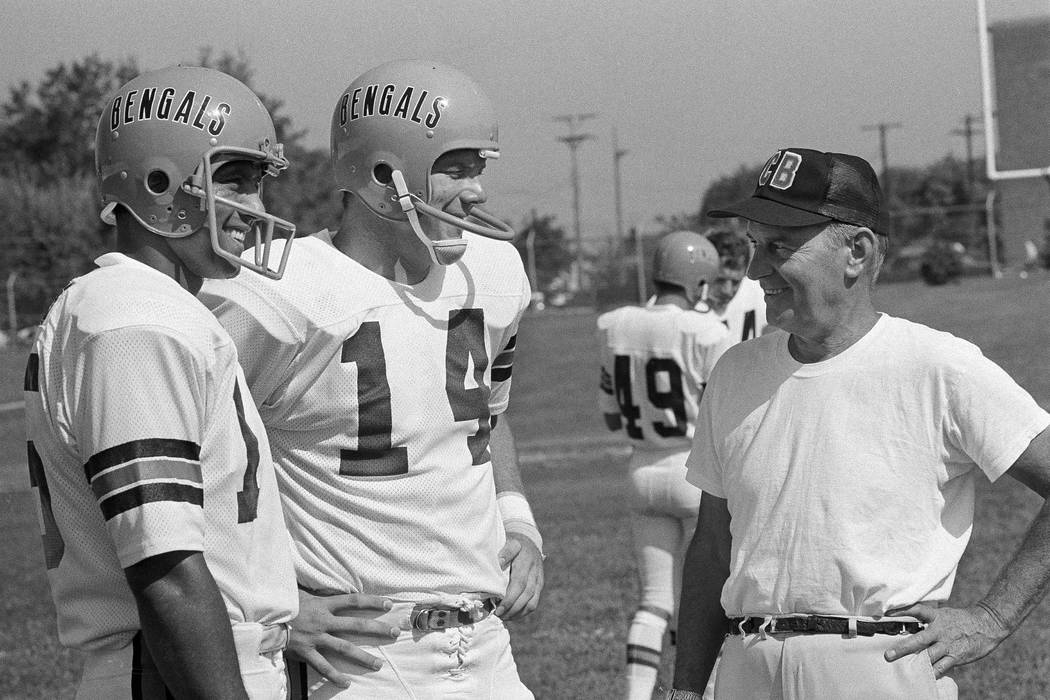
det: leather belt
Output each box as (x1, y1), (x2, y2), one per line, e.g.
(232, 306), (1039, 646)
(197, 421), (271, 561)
(411, 598), (499, 631)
(728, 615), (924, 637)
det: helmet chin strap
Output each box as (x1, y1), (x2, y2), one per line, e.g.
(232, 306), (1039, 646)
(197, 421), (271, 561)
(389, 169), (515, 267)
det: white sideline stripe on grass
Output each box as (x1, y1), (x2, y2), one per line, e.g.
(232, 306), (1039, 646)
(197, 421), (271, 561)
(0, 400), (24, 413)
(517, 435), (631, 465)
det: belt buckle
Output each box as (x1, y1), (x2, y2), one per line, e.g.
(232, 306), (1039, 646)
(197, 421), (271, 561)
(412, 606), (453, 631)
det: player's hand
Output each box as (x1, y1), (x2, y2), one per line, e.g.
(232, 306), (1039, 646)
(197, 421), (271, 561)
(287, 590), (399, 686)
(495, 533), (544, 620)
(883, 603), (1010, 678)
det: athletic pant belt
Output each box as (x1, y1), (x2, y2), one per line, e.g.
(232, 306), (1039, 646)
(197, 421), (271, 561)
(727, 615), (924, 637)
(411, 597), (499, 631)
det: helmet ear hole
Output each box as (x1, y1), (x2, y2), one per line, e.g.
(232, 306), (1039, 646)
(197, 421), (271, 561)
(146, 170), (170, 195)
(372, 163), (393, 185)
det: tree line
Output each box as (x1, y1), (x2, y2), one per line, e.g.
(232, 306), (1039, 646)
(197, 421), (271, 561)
(1, 51), (985, 329)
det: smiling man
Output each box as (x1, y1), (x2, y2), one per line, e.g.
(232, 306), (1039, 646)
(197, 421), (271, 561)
(668, 148), (1050, 700)
(24, 66), (300, 699)
(201, 60), (542, 699)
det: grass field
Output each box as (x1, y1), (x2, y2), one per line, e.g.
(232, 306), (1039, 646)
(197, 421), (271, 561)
(2, 271), (1050, 698)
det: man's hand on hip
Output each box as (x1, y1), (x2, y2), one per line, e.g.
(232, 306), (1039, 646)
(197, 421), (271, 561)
(287, 590), (399, 686)
(495, 533), (544, 620)
(883, 602), (1010, 678)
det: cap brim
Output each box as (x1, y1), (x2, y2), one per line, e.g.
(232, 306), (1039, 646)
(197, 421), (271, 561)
(707, 196), (833, 227)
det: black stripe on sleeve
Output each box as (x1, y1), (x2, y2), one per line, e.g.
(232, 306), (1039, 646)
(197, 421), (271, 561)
(99, 482), (203, 521)
(491, 366), (513, 383)
(84, 438), (201, 481)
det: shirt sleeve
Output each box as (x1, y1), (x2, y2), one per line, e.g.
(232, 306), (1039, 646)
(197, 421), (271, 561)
(488, 260), (531, 416)
(946, 347), (1050, 482)
(73, 326), (208, 568)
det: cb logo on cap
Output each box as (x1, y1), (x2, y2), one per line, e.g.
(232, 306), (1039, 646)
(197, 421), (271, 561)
(758, 150), (802, 190)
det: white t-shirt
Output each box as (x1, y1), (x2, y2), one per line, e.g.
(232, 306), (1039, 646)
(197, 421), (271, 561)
(686, 314), (1049, 617)
(24, 253), (296, 651)
(597, 304), (732, 453)
(201, 232), (530, 600)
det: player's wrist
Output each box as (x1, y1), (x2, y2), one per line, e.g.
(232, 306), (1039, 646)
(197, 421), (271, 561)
(497, 492), (545, 557)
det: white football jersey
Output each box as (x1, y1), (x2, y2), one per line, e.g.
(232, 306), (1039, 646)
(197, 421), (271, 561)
(23, 253), (297, 652)
(200, 232), (531, 599)
(716, 277), (768, 342)
(598, 304), (732, 452)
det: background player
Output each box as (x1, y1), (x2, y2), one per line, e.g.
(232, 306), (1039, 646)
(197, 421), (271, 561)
(23, 66), (298, 698)
(597, 231), (733, 700)
(700, 227), (769, 341)
(201, 59), (542, 698)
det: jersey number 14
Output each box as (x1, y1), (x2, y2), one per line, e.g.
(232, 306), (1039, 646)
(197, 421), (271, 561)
(339, 308), (493, 477)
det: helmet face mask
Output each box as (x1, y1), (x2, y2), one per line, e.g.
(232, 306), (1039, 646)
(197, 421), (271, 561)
(331, 60), (514, 265)
(197, 145), (295, 279)
(652, 231), (721, 306)
(96, 66), (296, 279)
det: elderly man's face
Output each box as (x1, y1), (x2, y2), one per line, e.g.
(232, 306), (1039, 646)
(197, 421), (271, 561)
(745, 221), (843, 337)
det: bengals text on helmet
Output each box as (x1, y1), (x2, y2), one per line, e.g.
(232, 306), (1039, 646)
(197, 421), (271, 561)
(337, 83), (445, 130)
(108, 86), (232, 137)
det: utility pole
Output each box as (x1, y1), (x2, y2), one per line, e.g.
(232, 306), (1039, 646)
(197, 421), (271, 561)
(862, 121), (902, 235)
(952, 114), (984, 247)
(5, 271), (17, 336)
(554, 113), (597, 292)
(612, 127), (628, 251)
(632, 227), (647, 305)
(951, 114), (983, 197)
(861, 121), (902, 196)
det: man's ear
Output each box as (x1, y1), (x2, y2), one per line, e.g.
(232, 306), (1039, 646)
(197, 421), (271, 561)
(845, 227), (877, 280)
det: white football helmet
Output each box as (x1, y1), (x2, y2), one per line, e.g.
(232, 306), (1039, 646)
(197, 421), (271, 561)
(330, 59), (514, 265)
(652, 231), (721, 305)
(95, 65), (295, 279)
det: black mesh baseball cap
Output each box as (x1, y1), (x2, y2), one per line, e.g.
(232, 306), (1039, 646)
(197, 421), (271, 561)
(707, 148), (884, 234)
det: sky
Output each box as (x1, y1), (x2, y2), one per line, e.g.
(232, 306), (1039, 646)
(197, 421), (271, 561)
(3, 0), (1049, 241)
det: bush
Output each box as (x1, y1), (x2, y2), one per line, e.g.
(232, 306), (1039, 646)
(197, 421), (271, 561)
(919, 240), (964, 285)
(0, 175), (108, 328)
